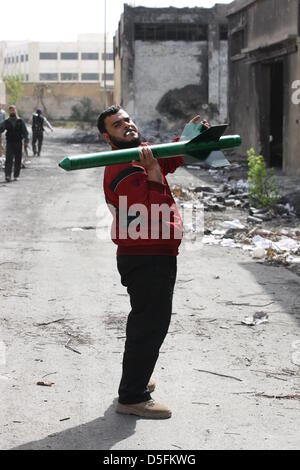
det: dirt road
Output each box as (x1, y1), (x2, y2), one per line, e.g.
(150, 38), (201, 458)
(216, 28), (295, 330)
(1, 130), (300, 450)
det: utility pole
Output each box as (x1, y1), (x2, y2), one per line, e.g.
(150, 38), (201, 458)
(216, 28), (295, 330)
(104, 0), (107, 109)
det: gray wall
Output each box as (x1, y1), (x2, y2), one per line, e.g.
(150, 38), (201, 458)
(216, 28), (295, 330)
(115, 4), (229, 135)
(227, 0), (300, 176)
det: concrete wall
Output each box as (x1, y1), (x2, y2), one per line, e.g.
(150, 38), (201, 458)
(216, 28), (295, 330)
(284, 47), (300, 176)
(15, 82), (113, 120)
(114, 4), (229, 134)
(246, 0), (298, 50)
(227, 0), (300, 176)
(133, 40), (208, 125)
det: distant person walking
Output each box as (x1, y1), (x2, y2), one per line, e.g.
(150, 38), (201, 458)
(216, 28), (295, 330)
(0, 105), (29, 183)
(32, 109), (53, 157)
(0, 104), (5, 159)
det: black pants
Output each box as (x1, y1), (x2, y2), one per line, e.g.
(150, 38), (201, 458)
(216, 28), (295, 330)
(117, 255), (177, 405)
(5, 141), (23, 179)
(32, 132), (43, 156)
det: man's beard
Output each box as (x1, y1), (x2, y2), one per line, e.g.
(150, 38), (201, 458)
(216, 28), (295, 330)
(108, 132), (142, 149)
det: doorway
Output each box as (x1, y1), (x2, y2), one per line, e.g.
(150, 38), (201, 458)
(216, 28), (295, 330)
(269, 61), (284, 168)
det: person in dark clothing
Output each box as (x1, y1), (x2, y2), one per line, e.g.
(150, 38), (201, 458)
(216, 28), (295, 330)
(31, 109), (53, 157)
(98, 105), (209, 419)
(0, 105), (29, 183)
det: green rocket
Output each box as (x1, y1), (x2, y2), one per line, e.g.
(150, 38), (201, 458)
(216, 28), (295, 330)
(59, 123), (241, 172)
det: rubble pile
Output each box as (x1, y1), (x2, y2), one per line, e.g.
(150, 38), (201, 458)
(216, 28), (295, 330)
(171, 171), (300, 272)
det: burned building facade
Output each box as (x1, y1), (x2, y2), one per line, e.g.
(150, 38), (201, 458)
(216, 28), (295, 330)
(228, 0), (300, 176)
(114, 4), (229, 135)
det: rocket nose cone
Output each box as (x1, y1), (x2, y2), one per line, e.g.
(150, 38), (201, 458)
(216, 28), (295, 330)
(59, 157), (72, 171)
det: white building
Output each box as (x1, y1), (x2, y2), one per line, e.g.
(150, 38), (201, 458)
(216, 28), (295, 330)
(0, 34), (114, 87)
(0, 45), (6, 104)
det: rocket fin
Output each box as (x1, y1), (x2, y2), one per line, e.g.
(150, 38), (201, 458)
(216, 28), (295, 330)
(188, 124), (228, 144)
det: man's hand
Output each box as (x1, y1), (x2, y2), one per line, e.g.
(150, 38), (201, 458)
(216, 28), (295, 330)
(135, 146), (162, 184)
(190, 115), (210, 130)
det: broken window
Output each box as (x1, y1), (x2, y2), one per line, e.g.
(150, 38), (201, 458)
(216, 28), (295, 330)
(135, 23), (208, 41)
(219, 24), (228, 41)
(230, 30), (244, 56)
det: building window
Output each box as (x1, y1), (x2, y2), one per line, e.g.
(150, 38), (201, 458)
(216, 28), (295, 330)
(21, 55), (24, 63)
(12, 57), (15, 64)
(40, 52), (58, 60)
(26, 74), (29, 81)
(101, 52), (114, 60)
(101, 73), (114, 81)
(40, 73), (58, 81)
(231, 30), (245, 56)
(81, 52), (99, 60)
(220, 24), (228, 41)
(61, 52), (78, 60)
(81, 73), (99, 81)
(134, 23), (208, 41)
(25, 54), (29, 62)
(61, 73), (79, 81)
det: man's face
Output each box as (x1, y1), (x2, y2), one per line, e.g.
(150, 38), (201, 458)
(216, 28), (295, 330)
(9, 107), (16, 117)
(102, 109), (141, 149)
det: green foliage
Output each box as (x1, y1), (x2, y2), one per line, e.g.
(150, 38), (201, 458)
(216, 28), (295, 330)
(4, 75), (25, 105)
(70, 97), (98, 125)
(247, 148), (279, 209)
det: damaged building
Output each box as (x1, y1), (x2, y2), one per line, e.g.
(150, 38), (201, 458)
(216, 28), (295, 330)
(227, 0), (300, 176)
(114, 4), (229, 136)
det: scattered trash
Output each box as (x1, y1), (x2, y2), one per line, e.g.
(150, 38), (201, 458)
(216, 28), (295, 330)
(195, 369), (243, 382)
(252, 247), (266, 259)
(242, 312), (269, 326)
(222, 219), (246, 231)
(34, 318), (65, 327)
(287, 256), (300, 264)
(70, 228), (84, 232)
(256, 393), (300, 401)
(59, 418), (71, 422)
(169, 171), (300, 272)
(65, 339), (82, 355)
(37, 381), (55, 387)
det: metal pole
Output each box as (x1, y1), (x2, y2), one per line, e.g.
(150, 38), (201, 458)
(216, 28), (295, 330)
(104, 0), (107, 108)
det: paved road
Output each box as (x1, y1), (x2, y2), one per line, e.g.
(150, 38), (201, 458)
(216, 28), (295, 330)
(1, 130), (300, 450)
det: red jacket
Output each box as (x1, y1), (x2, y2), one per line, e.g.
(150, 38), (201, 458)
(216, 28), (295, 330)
(104, 145), (184, 256)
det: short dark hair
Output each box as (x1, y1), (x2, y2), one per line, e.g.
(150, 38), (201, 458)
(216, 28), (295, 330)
(97, 105), (122, 134)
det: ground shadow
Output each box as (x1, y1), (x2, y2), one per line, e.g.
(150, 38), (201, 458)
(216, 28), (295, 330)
(239, 260), (300, 326)
(12, 400), (138, 450)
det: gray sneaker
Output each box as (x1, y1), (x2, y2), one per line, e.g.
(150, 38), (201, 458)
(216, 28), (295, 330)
(116, 399), (172, 420)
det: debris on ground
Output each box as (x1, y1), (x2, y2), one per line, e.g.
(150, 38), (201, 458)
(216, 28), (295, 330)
(36, 381), (55, 387)
(171, 163), (300, 275)
(242, 312), (269, 326)
(256, 393), (300, 401)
